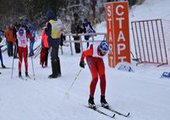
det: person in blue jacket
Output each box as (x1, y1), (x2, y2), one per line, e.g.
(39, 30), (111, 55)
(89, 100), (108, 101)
(83, 18), (96, 48)
(28, 23), (36, 56)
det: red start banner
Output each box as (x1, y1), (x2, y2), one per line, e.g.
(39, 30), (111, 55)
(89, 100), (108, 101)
(106, 1), (131, 68)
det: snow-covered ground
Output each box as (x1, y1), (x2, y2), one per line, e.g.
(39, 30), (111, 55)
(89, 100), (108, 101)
(0, 0), (170, 120)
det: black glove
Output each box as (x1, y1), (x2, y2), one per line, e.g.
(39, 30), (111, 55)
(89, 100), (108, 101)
(79, 61), (85, 68)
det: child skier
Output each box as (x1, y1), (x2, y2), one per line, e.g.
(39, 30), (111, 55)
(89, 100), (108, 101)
(79, 40), (109, 109)
(16, 27), (33, 77)
(40, 26), (49, 68)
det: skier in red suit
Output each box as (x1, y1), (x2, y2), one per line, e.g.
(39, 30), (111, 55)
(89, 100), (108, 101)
(79, 41), (109, 109)
(16, 27), (33, 77)
(40, 27), (49, 68)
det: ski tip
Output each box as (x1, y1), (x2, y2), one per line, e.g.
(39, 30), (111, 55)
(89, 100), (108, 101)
(89, 106), (96, 110)
(126, 112), (130, 117)
(92, 107), (96, 110)
(85, 105), (96, 110)
(112, 114), (116, 118)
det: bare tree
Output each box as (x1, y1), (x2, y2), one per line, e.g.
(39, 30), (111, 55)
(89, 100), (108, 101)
(90, 0), (97, 20)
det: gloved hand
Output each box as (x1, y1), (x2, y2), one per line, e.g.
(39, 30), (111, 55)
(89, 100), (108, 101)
(79, 61), (85, 68)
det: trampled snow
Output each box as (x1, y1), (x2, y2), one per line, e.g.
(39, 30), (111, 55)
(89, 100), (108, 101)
(0, 0), (170, 120)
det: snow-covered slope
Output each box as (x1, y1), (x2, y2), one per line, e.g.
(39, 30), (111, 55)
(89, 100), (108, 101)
(130, 0), (170, 20)
(0, 0), (170, 120)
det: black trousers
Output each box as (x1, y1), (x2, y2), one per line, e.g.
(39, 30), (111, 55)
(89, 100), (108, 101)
(73, 36), (81, 53)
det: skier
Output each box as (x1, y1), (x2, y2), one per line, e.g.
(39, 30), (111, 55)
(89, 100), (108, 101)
(40, 25), (49, 68)
(0, 30), (6, 68)
(45, 9), (64, 78)
(28, 23), (36, 56)
(83, 18), (96, 48)
(16, 27), (33, 77)
(79, 40), (109, 109)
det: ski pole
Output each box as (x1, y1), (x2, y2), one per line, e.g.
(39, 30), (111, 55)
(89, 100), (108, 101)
(65, 68), (82, 96)
(34, 46), (41, 59)
(31, 56), (36, 80)
(11, 44), (17, 79)
(11, 56), (15, 79)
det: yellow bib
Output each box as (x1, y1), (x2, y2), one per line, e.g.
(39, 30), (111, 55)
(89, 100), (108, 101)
(49, 19), (63, 39)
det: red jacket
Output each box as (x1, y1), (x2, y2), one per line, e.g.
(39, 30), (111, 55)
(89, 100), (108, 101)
(5, 27), (16, 43)
(41, 29), (49, 48)
(81, 44), (94, 61)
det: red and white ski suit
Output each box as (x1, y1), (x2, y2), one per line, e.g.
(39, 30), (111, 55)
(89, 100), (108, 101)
(16, 28), (33, 73)
(80, 43), (107, 97)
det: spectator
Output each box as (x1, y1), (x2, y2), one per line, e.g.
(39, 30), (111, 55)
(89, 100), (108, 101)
(0, 30), (6, 68)
(60, 33), (66, 46)
(45, 9), (64, 78)
(71, 19), (84, 53)
(5, 25), (15, 57)
(83, 18), (96, 48)
(40, 24), (49, 68)
(28, 23), (36, 57)
(13, 22), (20, 58)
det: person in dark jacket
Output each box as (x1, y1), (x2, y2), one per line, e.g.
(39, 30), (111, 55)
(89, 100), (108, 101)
(71, 19), (84, 53)
(13, 22), (20, 58)
(45, 9), (64, 78)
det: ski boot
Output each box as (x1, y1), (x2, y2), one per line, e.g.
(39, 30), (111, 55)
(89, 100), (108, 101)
(48, 60), (58, 78)
(48, 74), (58, 78)
(1, 64), (6, 68)
(88, 96), (96, 109)
(19, 72), (22, 77)
(25, 72), (30, 77)
(101, 95), (109, 108)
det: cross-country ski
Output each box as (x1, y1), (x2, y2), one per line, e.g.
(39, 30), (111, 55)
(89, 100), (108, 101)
(85, 105), (115, 119)
(101, 106), (130, 117)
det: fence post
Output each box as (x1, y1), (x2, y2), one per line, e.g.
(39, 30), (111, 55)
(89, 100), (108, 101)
(69, 35), (73, 55)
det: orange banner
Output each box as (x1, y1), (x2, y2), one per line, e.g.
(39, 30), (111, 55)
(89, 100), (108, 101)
(106, 2), (130, 67)
(106, 3), (115, 67)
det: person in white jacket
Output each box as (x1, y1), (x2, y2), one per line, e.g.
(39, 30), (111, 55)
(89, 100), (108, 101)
(0, 30), (6, 68)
